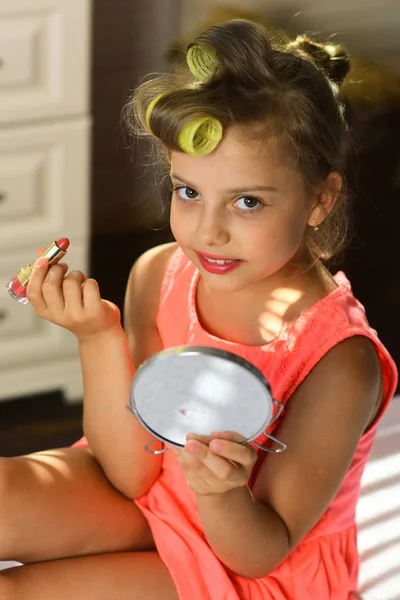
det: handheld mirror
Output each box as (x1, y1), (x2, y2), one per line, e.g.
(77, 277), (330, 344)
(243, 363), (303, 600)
(127, 346), (286, 454)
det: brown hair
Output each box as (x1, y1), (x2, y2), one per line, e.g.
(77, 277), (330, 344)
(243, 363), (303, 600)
(123, 19), (352, 261)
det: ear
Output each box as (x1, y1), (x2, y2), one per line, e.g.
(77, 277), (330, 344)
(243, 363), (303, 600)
(307, 171), (343, 228)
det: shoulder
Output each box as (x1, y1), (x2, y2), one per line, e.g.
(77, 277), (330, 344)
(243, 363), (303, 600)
(290, 335), (383, 433)
(124, 242), (178, 365)
(312, 335), (381, 387)
(276, 268), (383, 403)
(126, 241), (178, 294)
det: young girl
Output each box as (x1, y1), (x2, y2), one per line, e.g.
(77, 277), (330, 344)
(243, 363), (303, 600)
(0, 19), (397, 600)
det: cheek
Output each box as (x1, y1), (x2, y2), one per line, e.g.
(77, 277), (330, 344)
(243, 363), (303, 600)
(287, 218), (308, 247)
(169, 203), (178, 237)
(279, 205), (310, 248)
(246, 212), (308, 267)
(170, 202), (193, 243)
(247, 213), (305, 250)
(170, 203), (181, 236)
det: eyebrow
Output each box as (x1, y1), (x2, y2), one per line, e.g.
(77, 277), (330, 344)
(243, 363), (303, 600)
(170, 173), (279, 194)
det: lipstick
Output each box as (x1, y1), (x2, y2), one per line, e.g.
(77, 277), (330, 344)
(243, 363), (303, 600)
(196, 252), (242, 275)
(6, 238), (70, 304)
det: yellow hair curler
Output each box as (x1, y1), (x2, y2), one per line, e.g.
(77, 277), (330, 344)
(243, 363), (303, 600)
(145, 93), (164, 131)
(145, 92), (223, 156)
(187, 44), (218, 82)
(178, 116), (223, 156)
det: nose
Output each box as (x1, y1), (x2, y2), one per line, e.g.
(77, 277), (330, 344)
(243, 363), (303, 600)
(196, 205), (230, 247)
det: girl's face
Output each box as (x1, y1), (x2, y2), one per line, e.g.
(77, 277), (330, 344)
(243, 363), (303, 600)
(170, 125), (314, 293)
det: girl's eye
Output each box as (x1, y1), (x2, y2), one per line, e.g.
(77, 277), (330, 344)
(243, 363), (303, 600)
(235, 196), (263, 212)
(173, 186), (200, 201)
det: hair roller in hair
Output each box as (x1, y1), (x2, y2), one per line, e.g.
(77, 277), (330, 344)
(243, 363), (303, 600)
(145, 93), (165, 131)
(187, 43), (218, 82)
(178, 116), (223, 156)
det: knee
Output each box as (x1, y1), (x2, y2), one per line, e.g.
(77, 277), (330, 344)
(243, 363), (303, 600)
(0, 459), (19, 555)
(0, 458), (13, 509)
(0, 571), (17, 600)
(0, 456), (14, 499)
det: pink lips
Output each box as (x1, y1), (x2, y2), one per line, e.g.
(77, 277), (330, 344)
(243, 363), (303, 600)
(196, 252), (242, 275)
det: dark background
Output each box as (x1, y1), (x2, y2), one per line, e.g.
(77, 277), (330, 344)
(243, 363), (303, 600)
(1, 0), (399, 457)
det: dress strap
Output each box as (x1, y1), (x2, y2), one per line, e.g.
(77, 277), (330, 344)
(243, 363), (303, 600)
(158, 247), (184, 311)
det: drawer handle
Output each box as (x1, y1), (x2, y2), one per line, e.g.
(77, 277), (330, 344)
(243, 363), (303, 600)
(0, 309), (8, 323)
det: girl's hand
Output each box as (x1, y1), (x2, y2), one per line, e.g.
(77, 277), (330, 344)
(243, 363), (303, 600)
(172, 431), (257, 496)
(26, 253), (121, 342)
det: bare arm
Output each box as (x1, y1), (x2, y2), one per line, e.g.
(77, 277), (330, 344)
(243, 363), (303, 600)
(27, 241), (177, 500)
(80, 326), (157, 499)
(82, 242), (178, 499)
(179, 336), (382, 578)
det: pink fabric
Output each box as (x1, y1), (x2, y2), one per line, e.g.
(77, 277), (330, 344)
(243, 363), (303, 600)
(73, 248), (397, 598)
(134, 248), (397, 600)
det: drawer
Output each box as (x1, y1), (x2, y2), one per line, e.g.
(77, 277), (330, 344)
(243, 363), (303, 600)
(0, 0), (91, 124)
(0, 117), (90, 252)
(0, 279), (39, 340)
(0, 241), (88, 369)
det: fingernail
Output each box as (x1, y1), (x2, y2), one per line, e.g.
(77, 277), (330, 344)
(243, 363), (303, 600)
(210, 440), (222, 452)
(35, 258), (48, 268)
(186, 441), (202, 454)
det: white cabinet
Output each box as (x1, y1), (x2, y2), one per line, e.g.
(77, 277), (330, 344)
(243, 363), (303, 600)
(0, 118), (90, 251)
(0, 0), (91, 403)
(0, 243), (86, 401)
(0, 0), (90, 124)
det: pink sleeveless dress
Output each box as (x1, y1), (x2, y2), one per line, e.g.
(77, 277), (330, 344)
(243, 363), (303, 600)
(132, 248), (397, 600)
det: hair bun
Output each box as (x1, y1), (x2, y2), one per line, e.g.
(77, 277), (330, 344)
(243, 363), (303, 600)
(290, 35), (350, 86)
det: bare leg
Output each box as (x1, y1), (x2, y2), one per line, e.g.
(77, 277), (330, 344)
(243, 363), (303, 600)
(0, 447), (154, 563)
(0, 552), (179, 600)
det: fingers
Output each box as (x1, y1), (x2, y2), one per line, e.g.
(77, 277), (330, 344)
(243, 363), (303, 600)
(82, 278), (102, 310)
(184, 437), (255, 481)
(26, 258), (50, 312)
(174, 445), (225, 488)
(185, 440), (238, 481)
(209, 437), (256, 468)
(210, 431), (247, 443)
(63, 270), (86, 311)
(42, 263), (69, 313)
(27, 259), (87, 320)
(174, 431), (257, 495)
(185, 431), (246, 446)
(186, 433), (213, 446)
(25, 250), (112, 339)
(187, 431), (255, 467)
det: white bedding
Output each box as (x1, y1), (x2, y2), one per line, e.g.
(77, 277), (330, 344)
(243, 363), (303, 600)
(357, 395), (400, 599)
